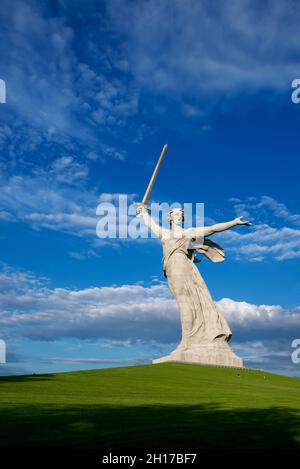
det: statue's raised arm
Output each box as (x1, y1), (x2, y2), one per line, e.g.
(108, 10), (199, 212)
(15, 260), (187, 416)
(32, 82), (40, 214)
(136, 203), (169, 239)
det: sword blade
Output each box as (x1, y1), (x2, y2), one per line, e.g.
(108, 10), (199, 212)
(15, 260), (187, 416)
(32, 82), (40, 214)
(142, 144), (168, 205)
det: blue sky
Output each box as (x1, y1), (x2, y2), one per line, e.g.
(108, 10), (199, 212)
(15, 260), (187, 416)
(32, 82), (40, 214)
(0, 0), (300, 377)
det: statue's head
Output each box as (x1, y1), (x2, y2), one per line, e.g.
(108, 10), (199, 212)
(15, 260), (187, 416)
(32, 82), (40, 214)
(168, 207), (184, 226)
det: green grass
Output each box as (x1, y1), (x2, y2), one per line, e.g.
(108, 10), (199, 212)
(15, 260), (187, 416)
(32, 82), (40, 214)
(0, 363), (300, 448)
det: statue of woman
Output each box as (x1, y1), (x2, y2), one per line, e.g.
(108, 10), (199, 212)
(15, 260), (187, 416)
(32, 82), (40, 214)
(136, 204), (251, 366)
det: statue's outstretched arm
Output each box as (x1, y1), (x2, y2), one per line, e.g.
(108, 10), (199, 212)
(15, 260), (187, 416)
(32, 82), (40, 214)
(204, 216), (252, 236)
(185, 216), (251, 238)
(136, 204), (168, 239)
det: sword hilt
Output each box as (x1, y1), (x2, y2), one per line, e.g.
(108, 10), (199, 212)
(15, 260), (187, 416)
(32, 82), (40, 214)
(134, 202), (150, 217)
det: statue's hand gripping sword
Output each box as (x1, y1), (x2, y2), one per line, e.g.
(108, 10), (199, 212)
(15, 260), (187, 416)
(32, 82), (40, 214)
(135, 144), (168, 216)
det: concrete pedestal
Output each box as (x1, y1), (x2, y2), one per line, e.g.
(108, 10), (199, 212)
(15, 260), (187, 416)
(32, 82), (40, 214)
(152, 342), (243, 368)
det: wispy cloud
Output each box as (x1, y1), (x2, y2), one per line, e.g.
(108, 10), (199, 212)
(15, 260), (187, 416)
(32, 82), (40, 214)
(107, 0), (300, 112)
(48, 356), (148, 365)
(0, 161), (97, 236)
(1, 169), (299, 263)
(0, 0), (142, 166)
(219, 196), (300, 261)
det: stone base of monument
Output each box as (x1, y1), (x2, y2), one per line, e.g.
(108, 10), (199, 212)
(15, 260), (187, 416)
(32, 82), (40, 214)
(152, 342), (243, 368)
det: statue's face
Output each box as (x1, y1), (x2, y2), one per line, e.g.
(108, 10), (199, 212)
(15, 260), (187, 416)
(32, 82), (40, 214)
(170, 209), (184, 226)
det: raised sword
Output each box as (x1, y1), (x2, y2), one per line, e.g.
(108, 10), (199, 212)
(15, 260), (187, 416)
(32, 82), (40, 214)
(136, 144), (168, 211)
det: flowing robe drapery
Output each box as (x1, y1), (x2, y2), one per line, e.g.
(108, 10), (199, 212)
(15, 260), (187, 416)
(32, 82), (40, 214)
(162, 234), (232, 347)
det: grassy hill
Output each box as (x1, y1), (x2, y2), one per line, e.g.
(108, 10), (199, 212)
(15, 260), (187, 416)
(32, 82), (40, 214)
(0, 363), (299, 449)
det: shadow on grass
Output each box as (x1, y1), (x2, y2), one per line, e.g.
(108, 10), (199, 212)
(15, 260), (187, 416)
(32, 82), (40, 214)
(0, 403), (299, 449)
(0, 374), (55, 383)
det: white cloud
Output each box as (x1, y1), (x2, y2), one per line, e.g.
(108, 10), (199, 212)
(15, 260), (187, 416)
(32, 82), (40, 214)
(68, 250), (99, 261)
(102, 339), (133, 349)
(49, 156), (89, 184)
(1, 265), (299, 375)
(217, 297), (299, 333)
(0, 266), (299, 345)
(98, 193), (136, 204)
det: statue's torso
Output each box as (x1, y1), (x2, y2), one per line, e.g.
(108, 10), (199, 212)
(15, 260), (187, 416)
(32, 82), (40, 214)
(162, 234), (191, 277)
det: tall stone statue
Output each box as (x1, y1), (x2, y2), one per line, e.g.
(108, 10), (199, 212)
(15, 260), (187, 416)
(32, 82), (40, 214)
(136, 145), (251, 368)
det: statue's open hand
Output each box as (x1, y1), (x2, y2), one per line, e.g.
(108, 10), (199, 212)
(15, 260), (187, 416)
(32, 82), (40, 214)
(235, 216), (252, 226)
